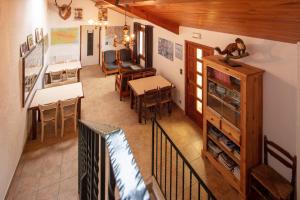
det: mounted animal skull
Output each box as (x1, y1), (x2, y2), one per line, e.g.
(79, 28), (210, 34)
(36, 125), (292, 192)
(55, 0), (72, 20)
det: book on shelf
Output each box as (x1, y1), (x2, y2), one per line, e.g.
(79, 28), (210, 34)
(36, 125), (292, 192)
(219, 136), (236, 152)
(208, 140), (222, 157)
(218, 152), (236, 170)
(208, 126), (222, 139)
(232, 166), (240, 180)
(233, 147), (240, 160)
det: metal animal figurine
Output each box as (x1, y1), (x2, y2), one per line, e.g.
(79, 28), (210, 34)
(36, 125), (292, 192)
(215, 38), (249, 65)
(55, 0), (72, 20)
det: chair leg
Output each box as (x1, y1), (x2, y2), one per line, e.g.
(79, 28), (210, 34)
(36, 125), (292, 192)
(74, 117), (77, 133)
(61, 119), (64, 138)
(55, 119), (58, 136)
(41, 124), (44, 142)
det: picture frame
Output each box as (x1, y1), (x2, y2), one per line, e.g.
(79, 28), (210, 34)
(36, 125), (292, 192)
(27, 34), (34, 50)
(35, 28), (40, 43)
(158, 37), (174, 61)
(74, 8), (83, 20)
(40, 28), (43, 41)
(175, 43), (183, 60)
(20, 42), (28, 57)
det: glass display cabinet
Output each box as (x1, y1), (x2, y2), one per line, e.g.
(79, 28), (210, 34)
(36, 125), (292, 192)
(202, 55), (264, 199)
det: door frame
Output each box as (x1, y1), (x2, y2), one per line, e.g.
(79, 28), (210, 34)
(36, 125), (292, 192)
(184, 40), (214, 124)
(80, 25), (101, 65)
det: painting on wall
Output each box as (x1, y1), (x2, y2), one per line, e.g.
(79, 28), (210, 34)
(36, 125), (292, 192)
(51, 27), (79, 45)
(105, 26), (129, 46)
(20, 42), (29, 57)
(74, 8), (83, 20)
(175, 43), (183, 60)
(27, 34), (35, 50)
(158, 37), (174, 61)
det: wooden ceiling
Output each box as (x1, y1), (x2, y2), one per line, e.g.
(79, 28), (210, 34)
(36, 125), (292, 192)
(92, 0), (300, 43)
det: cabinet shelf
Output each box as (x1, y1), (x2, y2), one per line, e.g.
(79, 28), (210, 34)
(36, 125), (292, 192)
(208, 92), (240, 113)
(208, 134), (240, 165)
(208, 77), (240, 93)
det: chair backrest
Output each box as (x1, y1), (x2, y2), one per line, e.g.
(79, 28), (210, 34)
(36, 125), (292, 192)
(143, 70), (155, 77)
(132, 72), (143, 80)
(60, 97), (78, 118)
(159, 84), (173, 100)
(103, 50), (116, 64)
(38, 102), (59, 122)
(66, 68), (78, 79)
(50, 71), (64, 83)
(119, 48), (132, 62)
(144, 88), (159, 103)
(264, 136), (297, 192)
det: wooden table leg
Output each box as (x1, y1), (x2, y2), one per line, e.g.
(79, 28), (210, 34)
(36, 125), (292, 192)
(130, 89), (134, 109)
(77, 70), (81, 82)
(32, 109), (37, 140)
(78, 98), (82, 119)
(138, 96), (142, 123)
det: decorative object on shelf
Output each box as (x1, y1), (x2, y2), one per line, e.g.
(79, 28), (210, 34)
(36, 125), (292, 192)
(74, 8), (83, 20)
(87, 7), (108, 29)
(55, 0), (72, 20)
(35, 28), (43, 43)
(27, 34), (34, 50)
(175, 43), (183, 60)
(43, 34), (49, 53)
(20, 42), (28, 57)
(158, 37), (174, 61)
(51, 27), (79, 45)
(215, 38), (249, 66)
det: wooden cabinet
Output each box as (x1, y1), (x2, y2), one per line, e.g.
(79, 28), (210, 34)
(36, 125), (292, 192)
(202, 56), (264, 199)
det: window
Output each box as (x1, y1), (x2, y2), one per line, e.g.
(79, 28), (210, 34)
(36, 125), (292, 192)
(138, 28), (145, 59)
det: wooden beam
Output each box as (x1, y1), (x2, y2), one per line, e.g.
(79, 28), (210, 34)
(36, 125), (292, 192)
(103, 0), (179, 34)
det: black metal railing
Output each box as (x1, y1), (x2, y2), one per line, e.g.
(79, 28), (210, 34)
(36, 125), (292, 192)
(152, 119), (216, 200)
(78, 120), (150, 200)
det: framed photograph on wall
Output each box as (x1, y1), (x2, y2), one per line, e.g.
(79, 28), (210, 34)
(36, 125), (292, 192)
(20, 42), (28, 57)
(74, 8), (83, 20)
(175, 43), (183, 60)
(27, 34), (34, 50)
(158, 37), (174, 61)
(35, 28), (40, 43)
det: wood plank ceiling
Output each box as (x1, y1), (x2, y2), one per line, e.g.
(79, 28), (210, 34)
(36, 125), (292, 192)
(92, 0), (300, 43)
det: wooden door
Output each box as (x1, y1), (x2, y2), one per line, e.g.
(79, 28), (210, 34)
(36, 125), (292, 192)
(185, 41), (214, 127)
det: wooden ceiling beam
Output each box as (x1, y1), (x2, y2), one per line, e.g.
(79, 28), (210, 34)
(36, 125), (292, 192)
(103, 0), (179, 34)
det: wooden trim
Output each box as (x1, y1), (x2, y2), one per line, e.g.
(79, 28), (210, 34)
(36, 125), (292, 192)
(103, 0), (179, 34)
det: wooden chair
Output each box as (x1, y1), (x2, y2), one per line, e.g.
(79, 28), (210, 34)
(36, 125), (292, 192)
(118, 48), (134, 72)
(50, 70), (64, 84)
(38, 102), (59, 142)
(141, 88), (159, 123)
(102, 50), (119, 76)
(158, 84), (173, 116)
(250, 136), (297, 200)
(115, 72), (133, 101)
(65, 68), (78, 83)
(60, 97), (78, 138)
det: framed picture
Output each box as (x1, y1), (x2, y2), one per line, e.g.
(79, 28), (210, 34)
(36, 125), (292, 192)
(27, 34), (34, 50)
(20, 42), (28, 57)
(175, 43), (183, 60)
(43, 34), (49, 53)
(35, 28), (40, 43)
(40, 28), (43, 41)
(158, 37), (174, 61)
(74, 8), (83, 20)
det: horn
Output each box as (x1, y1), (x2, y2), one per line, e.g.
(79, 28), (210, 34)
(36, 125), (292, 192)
(67, 0), (72, 7)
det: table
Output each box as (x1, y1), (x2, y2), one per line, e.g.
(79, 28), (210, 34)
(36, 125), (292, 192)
(128, 75), (172, 123)
(46, 61), (82, 82)
(29, 82), (84, 139)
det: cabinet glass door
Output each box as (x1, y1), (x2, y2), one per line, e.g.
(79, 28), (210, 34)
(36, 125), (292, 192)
(207, 67), (241, 128)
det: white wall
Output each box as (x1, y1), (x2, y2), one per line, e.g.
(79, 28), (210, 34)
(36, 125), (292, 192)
(47, 0), (132, 64)
(133, 19), (300, 186)
(0, 0), (48, 198)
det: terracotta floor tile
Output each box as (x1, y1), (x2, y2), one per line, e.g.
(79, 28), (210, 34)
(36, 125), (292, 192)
(36, 183), (59, 200)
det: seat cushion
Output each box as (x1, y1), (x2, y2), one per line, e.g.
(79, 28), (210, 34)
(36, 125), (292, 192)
(121, 61), (132, 68)
(119, 48), (131, 62)
(106, 64), (119, 70)
(104, 50), (116, 64)
(251, 164), (293, 199)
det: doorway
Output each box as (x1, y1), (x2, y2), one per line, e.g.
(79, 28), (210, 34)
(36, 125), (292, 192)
(185, 41), (214, 127)
(80, 25), (100, 66)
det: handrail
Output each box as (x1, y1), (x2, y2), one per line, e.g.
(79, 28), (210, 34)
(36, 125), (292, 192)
(152, 119), (216, 200)
(78, 120), (150, 200)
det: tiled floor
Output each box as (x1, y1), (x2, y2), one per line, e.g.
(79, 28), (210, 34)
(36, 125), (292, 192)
(6, 65), (239, 200)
